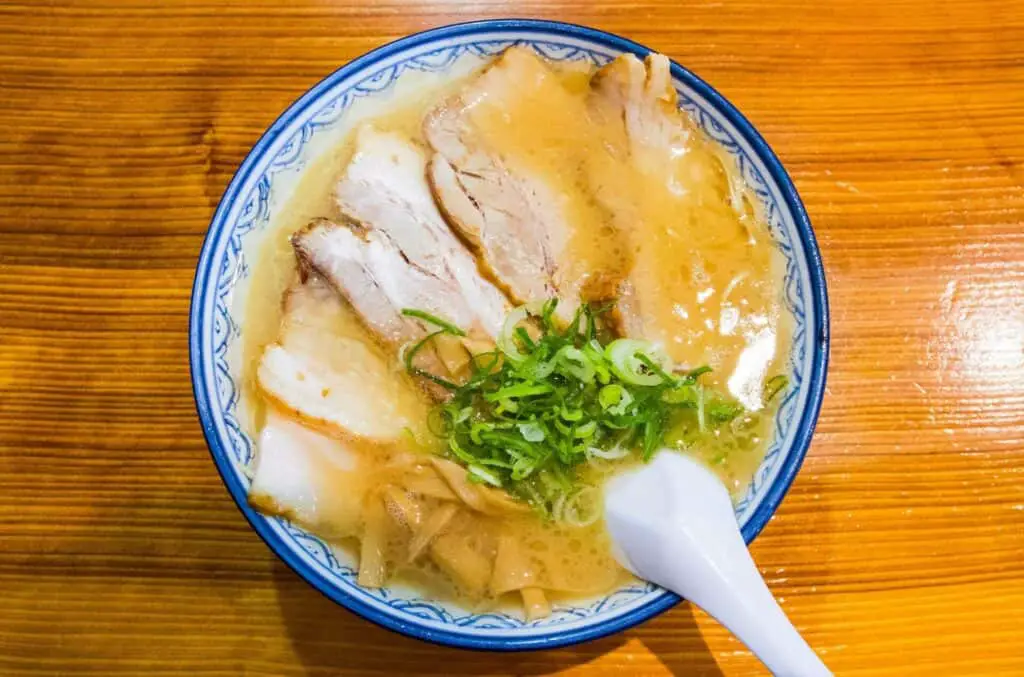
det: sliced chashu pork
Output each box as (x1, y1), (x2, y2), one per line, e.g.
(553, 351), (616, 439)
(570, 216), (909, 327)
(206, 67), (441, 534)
(424, 47), (623, 322)
(257, 275), (431, 440)
(292, 219), (485, 393)
(588, 53), (780, 391)
(588, 53), (690, 173)
(248, 408), (367, 540)
(587, 53), (689, 342)
(335, 126), (508, 337)
(293, 219), (460, 347)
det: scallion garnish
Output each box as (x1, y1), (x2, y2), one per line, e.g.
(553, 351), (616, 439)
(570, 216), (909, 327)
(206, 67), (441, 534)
(400, 308), (467, 336)
(403, 301), (753, 521)
(764, 374), (789, 403)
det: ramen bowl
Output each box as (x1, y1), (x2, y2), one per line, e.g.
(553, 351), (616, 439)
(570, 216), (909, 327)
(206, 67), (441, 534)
(189, 18), (829, 651)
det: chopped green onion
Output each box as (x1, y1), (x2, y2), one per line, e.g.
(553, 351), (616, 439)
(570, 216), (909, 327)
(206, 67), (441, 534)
(560, 405), (584, 421)
(484, 383), (554, 401)
(497, 306), (531, 363)
(402, 330), (459, 390)
(636, 351), (677, 385)
(574, 420), (598, 438)
(540, 298), (559, 330)
(605, 338), (664, 386)
(448, 434), (477, 465)
(764, 374), (788, 402)
(687, 365), (713, 380)
(598, 384), (633, 415)
(561, 487), (601, 528)
(662, 383), (699, 405)
(469, 421), (490, 445)
(696, 383), (706, 432)
(707, 397), (744, 422)
(400, 308), (466, 336)
(586, 445), (629, 460)
(518, 422), (546, 442)
(400, 299), (754, 522)
(494, 398), (518, 414)
(468, 464), (503, 487)
(556, 345), (596, 382)
(514, 326), (536, 351)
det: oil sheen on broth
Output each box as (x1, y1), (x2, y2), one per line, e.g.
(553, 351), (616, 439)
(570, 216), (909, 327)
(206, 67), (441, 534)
(242, 54), (789, 613)
(463, 61), (786, 407)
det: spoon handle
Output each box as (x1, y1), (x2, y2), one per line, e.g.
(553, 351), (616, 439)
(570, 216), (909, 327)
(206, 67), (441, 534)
(665, 527), (832, 677)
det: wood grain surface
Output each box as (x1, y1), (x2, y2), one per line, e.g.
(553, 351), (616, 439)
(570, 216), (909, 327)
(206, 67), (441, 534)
(2, 1), (1023, 674)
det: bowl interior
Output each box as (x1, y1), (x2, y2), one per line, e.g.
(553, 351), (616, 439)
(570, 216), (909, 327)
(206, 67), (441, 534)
(190, 19), (827, 650)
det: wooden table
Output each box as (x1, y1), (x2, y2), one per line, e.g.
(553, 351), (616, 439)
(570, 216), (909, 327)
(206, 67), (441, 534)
(3, 1), (1023, 674)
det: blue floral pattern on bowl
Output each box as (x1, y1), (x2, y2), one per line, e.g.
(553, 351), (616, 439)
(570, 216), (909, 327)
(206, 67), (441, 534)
(189, 19), (829, 651)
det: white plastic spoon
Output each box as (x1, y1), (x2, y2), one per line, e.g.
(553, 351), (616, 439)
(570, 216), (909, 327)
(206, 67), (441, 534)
(604, 451), (831, 677)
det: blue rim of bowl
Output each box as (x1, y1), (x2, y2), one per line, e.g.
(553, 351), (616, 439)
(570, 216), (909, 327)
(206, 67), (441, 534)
(189, 18), (830, 652)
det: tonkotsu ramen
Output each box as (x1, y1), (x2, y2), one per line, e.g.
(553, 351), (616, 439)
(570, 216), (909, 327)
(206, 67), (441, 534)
(240, 47), (790, 619)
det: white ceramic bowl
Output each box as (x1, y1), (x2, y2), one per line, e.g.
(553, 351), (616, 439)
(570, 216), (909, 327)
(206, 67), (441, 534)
(189, 19), (829, 651)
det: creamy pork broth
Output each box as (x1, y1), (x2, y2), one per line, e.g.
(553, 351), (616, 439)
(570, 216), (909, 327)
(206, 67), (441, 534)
(462, 54), (786, 405)
(241, 49), (790, 617)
